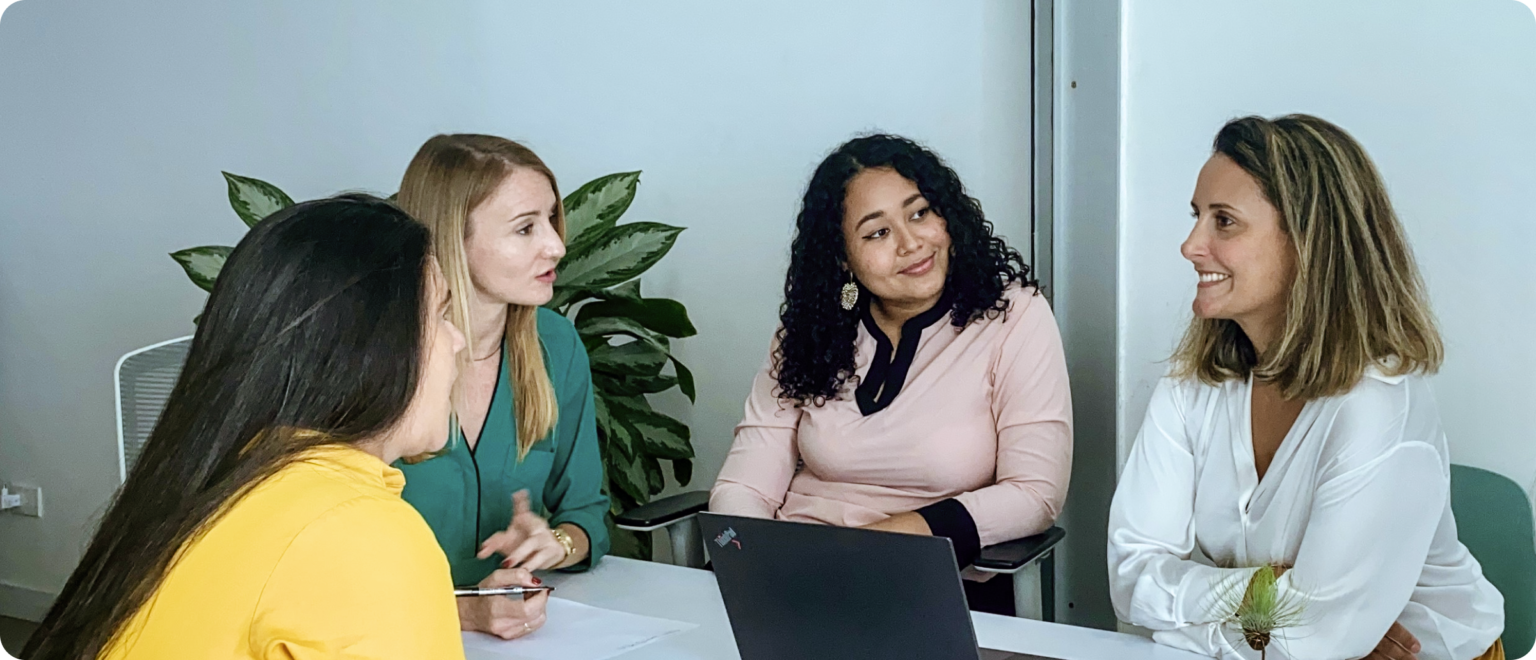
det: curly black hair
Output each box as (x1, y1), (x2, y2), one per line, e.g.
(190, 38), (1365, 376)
(773, 133), (1036, 405)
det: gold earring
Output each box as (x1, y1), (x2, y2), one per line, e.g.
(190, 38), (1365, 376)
(840, 275), (859, 311)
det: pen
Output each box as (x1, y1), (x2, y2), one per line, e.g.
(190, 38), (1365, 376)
(453, 585), (555, 597)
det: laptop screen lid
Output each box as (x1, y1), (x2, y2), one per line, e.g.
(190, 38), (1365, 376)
(699, 512), (986, 660)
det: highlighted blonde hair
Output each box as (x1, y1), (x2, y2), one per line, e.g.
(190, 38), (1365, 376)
(1171, 114), (1442, 400)
(398, 134), (563, 457)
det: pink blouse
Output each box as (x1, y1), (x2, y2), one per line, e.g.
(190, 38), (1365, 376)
(710, 286), (1073, 550)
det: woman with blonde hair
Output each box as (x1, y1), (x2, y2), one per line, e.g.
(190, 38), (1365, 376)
(1108, 115), (1504, 660)
(396, 134), (608, 640)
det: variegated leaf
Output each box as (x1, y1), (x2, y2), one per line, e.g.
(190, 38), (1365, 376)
(546, 287), (595, 312)
(604, 395), (692, 460)
(671, 357), (696, 403)
(170, 245), (234, 292)
(593, 372), (678, 397)
(222, 172), (294, 228)
(547, 280), (641, 312)
(595, 280), (642, 302)
(588, 337), (669, 377)
(643, 454), (665, 494)
(608, 448), (651, 504)
(557, 223), (682, 291)
(631, 410), (693, 460)
(671, 458), (694, 486)
(577, 315), (668, 353)
(593, 395), (635, 461)
(563, 171), (640, 249)
(576, 296), (697, 338)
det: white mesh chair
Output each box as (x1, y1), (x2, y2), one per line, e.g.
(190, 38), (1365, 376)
(113, 336), (192, 482)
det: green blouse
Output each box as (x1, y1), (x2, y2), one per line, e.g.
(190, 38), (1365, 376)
(398, 308), (610, 586)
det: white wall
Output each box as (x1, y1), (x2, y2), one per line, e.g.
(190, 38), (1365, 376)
(0, 0), (1040, 615)
(1117, 0), (1536, 492)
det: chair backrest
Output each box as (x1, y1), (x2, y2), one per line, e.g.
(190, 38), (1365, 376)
(1450, 464), (1536, 658)
(114, 337), (193, 482)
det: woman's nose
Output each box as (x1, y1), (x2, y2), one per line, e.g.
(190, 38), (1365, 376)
(895, 226), (922, 255)
(548, 232), (567, 260)
(1181, 222), (1206, 262)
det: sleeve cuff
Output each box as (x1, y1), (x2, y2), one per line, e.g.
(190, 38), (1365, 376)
(916, 498), (982, 568)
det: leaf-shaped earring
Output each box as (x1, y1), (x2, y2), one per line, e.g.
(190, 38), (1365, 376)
(840, 274), (859, 311)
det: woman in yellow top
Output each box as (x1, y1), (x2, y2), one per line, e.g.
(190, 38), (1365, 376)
(23, 194), (484, 659)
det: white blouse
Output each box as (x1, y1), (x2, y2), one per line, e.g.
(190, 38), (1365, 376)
(1108, 371), (1503, 660)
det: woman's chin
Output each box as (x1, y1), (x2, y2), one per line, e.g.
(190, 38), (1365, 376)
(505, 285), (556, 308)
(1191, 295), (1224, 320)
(421, 431), (451, 455)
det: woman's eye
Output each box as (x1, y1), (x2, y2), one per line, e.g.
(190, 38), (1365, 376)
(1215, 214), (1235, 228)
(910, 207), (929, 221)
(865, 228), (889, 240)
(516, 224), (534, 236)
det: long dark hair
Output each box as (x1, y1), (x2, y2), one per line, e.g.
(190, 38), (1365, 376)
(24, 194), (433, 660)
(773, 134), (1035, 404)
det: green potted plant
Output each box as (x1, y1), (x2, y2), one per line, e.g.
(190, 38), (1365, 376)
(172, 171), (697, 559)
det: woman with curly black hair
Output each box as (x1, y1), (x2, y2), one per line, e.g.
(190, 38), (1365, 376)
(710, 134), (1073, 612)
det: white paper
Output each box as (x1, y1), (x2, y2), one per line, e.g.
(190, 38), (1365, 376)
(461, 597), (697, 660)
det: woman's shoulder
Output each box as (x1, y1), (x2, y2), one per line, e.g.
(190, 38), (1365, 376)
(1328, 367), (1424, 423)
(1313, 371), (1447, 480)
(260, 476), (443, 570)
(296, 493), (438, 551)
(1323, 369), (1439, 443)
(254, 480), (452, 623)
(1139, 373), (1239, 431)
(264, 458), (422, 516)
(979, 283), (1051, 332)
(212, 460), (437, 568)
(1000, 282), (1043, 308)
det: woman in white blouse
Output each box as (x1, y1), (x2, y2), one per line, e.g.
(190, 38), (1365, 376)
(1108, 115), (1504, 660)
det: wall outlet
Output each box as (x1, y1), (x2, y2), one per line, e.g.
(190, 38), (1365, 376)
(0, 483), (41, 518)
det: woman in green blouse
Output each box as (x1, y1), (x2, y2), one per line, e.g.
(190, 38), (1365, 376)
(396, 134), (610, 640)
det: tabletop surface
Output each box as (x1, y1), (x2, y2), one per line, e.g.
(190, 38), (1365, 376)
(465, 556), (1209, 660)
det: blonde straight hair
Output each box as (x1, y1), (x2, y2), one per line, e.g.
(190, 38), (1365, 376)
(397, 134), (563, 458)
(1171, 114), (1443, 400)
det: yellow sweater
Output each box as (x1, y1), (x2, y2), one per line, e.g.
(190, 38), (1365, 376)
(101, 445), (465, 659)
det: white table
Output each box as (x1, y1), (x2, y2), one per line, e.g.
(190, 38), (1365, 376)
(465, 557), (1208, 660)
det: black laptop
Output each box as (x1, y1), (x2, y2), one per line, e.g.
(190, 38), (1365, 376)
(699, 512), (1052, 660)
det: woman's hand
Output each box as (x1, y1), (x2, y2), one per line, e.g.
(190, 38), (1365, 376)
(1363, 622), (1420, 660)
(457, 567), (549, 639)
(477, 490), (567, 571)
